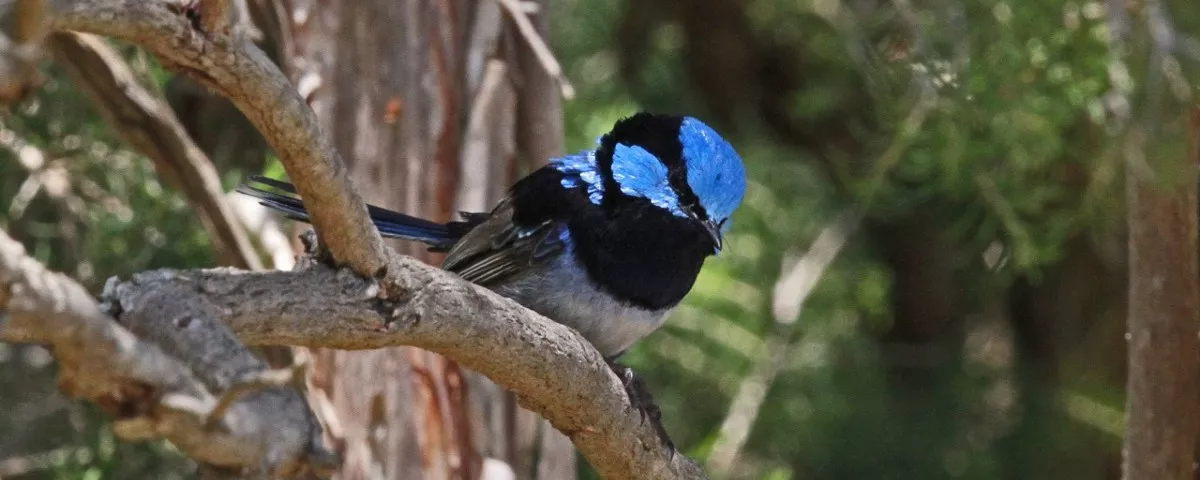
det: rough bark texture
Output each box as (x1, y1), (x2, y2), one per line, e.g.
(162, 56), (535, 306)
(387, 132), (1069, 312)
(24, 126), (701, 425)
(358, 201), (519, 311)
(0, 227), (706, 478)
(0, 0), (708, 478)
(0, 231), (333, 477)
(1120, 111), (1200, 480)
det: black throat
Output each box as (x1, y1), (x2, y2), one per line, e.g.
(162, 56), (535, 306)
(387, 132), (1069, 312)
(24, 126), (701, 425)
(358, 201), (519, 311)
(566, 197), (715, 310)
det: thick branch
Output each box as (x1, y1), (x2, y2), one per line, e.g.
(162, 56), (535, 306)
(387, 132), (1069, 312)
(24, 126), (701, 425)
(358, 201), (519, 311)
(45, 0), (389, 279)
(0, 230), (334, 476)
(104, 247), (706, 479)
(1, 223), (704, 477)
(32, 0), (705, 477)
(46, 31), (262, 270)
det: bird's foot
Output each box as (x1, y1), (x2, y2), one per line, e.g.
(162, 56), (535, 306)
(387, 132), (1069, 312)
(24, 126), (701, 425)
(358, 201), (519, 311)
(606, 361), (675, 452)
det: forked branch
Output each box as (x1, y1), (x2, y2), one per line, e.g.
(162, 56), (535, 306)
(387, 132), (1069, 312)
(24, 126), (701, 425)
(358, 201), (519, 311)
(2, 0), (710, 478)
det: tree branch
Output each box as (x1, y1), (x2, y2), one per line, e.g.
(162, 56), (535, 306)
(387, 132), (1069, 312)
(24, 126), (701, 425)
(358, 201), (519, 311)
(45, 0), (389, 280)
(124, 238), (705, 478)
(2, 227), (705, 478)
(45, 31), (262, 270)
(26, 0), (708, 477)
(0, 229), (335, 477)
(495, 0), (575, 100)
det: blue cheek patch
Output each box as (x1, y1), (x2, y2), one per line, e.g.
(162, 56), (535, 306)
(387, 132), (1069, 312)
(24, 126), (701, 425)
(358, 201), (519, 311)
(553, 119), (745, 226)
(679, 117), (747, 223)
(552, 152), (605, 205)
(610, 144), (685, 217)
(551, 146), (687, 218)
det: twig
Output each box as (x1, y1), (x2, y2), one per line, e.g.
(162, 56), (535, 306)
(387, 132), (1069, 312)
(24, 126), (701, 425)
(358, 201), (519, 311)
(494, 0), (575, 99)
(457, 59), (515, 211)
(47, 32), (263, 270)
(707, 212), (860, 474)
(227, 191), (298, 270)
(46, 0), (390, 281)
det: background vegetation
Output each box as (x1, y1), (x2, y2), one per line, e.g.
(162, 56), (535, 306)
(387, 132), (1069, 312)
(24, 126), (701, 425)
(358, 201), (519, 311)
(3, 0), (1199, 478)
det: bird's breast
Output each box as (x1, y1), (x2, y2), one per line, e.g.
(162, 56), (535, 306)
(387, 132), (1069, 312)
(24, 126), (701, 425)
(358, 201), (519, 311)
(494, 251), (671, 358)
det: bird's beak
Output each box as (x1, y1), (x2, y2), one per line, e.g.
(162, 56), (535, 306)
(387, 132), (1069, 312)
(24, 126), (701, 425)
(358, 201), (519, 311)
(703, 219), (723, 252)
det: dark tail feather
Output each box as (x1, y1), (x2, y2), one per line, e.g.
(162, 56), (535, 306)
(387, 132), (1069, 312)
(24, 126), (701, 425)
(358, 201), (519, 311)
(236, 176), (459, 248)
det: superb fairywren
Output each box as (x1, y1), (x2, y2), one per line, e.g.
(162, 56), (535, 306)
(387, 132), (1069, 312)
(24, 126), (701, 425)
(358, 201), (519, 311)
(239, 112), (746, 447)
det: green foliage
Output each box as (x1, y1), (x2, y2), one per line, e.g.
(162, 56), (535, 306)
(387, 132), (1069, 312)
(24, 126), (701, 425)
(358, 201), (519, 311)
(555, 0), (1198, 478)
(866, 1), (1117, 273)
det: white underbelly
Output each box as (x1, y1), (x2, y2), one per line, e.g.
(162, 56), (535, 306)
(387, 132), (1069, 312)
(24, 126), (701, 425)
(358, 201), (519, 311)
(495, 253), (670, 358)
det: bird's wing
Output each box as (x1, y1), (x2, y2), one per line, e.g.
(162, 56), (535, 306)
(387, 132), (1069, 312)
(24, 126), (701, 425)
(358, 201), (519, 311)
(442, 199), (568, 286)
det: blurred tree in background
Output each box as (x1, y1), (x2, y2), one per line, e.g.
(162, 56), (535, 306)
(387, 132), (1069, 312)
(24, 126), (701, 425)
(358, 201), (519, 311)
(2, 0), (1199, 479)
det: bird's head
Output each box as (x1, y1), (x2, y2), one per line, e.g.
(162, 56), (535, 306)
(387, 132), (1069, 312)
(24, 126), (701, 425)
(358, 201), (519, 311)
(566, 112), (746, 254)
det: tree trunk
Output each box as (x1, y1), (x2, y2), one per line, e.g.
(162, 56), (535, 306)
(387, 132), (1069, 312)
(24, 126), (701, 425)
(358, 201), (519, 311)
(278, 1), (573, 478)
(1121, 110), (1200, 480)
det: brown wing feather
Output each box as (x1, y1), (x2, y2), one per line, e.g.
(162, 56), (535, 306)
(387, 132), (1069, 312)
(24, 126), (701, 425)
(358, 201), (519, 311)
(442, 200), (565, 286)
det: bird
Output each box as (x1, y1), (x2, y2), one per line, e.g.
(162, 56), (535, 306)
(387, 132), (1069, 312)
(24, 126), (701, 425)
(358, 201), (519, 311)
(237, 112), (747, 448)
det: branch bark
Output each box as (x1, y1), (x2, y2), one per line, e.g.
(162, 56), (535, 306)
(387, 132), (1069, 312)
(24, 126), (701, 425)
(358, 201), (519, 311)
(1, 227), (705, 478)
(45, 0), (389, 280)
(0, 230), (334, 476)
(45, 31), (262, 270)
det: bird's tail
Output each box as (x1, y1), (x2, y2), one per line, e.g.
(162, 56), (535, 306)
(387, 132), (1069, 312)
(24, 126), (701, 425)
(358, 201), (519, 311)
(236, 176), (460, 249)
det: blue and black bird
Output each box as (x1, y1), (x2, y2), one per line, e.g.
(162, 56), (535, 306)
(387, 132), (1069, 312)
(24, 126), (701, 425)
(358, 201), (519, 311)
(238, 112), (746, 446)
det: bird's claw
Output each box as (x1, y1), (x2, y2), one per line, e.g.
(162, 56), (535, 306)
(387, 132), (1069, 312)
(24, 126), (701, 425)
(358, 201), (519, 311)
(607, 361), (675, 453)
